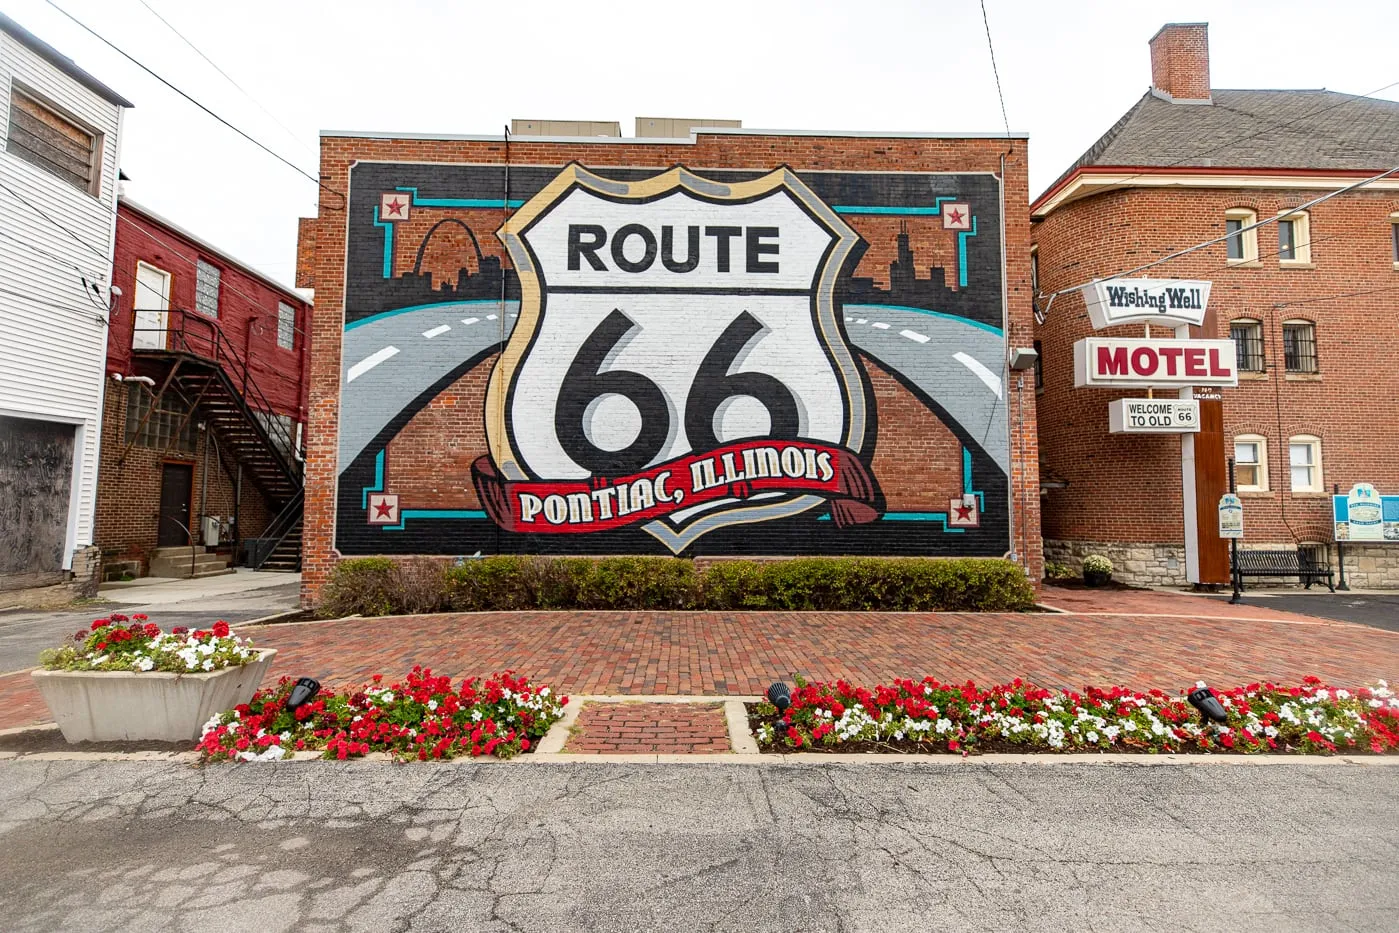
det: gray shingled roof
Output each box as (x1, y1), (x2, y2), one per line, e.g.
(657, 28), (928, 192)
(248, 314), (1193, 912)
(1054, 88), (1399, 190)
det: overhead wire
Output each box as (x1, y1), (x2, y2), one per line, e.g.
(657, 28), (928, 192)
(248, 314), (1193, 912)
(44, 0), (345, 209)
(0, 178), (112, 264)
(133, 0), (317, 160)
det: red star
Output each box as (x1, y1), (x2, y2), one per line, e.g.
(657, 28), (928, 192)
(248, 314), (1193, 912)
(947, 208), (965, 226)
(385, 198), (404, 216)
(954, 503), (974, 520)
(373, 500), (394, 518)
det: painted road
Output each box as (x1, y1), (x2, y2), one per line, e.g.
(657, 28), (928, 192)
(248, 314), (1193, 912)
(339, 300), (519, 469)
(339, 301), (1007, 473)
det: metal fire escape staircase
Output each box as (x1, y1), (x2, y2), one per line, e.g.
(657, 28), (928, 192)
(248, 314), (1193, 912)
(128, 310), (304, 571)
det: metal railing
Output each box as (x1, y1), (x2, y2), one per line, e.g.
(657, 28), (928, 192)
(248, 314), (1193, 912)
(247, 488), (304, 570)
(131, 309), (303, 486)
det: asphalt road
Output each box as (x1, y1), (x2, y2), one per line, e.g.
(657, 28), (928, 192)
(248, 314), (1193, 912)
(0, 759), (1394, 932)
(1218, 592), (1399, 633)
(0, 578), (300, 674)
(338, 301), (1009, 473)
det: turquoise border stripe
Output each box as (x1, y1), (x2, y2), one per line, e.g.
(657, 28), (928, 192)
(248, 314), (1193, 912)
(957, 217), (977, 288)
(361, 450), (385, 509)
(845, 304), (1003, 338)
(962, 448), (984, 512)
(395, 187), (523, 209)
(832, 197), (957, 216)
(345, 299), (515, 332)
(384, 509), (487, 531)
(372, 207), (394, 278)
(818, 511), (963, 532)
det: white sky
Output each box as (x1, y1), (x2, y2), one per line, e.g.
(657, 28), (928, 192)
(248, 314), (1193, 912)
(8, 0), (1398, 291)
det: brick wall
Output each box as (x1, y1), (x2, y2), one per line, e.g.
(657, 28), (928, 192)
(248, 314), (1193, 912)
(1034, 182), (1399, 563)
(94, 384), (273, 574)
(298, 132), (1042, 604)
(1149, 24), (1211, 101)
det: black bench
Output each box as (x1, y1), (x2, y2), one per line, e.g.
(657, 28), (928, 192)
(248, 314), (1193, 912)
(1232, 547), (1335, 591)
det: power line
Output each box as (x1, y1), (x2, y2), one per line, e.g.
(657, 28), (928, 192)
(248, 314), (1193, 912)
(0, 284), (109, 324)
(44, 1), (344, 207)
(0, 227), (109, 281)
(0, 178), (111, 265)
(1272, 283), (1399, 309)
(1040, 164), (1399, 304)
(133, 0), (316, 159)
(979, 0), (1012, 140)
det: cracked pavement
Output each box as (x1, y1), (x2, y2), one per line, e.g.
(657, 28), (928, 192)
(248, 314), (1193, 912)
(0, 760), (1395, 931)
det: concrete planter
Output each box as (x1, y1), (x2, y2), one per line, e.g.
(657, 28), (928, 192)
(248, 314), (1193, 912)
(31, 649), (276, 743)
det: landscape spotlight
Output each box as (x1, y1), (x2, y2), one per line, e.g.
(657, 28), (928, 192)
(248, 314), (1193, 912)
(1186, 685), (1228, 724)
(766, 682), (791, 713)
(287, 677), (321, 711)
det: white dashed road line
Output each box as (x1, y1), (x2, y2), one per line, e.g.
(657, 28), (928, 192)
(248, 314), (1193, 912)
(461, 317), (480, 326)
(486, 314), (498, 320)
(346, 346), (399, 383)
(422, 324), (451, 338)
(954, 350), (1003, 399)
(870, 321), (890, 329)
(900, 329), (930, 344)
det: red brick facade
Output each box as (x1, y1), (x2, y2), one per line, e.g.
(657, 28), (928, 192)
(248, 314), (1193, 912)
(297, 132), (1042, 604)
(96, 201), (311, 573)
(1035, 183), (1399, 554)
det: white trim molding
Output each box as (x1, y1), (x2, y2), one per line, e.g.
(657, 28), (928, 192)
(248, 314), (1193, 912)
(1033, 170), (1399, 218)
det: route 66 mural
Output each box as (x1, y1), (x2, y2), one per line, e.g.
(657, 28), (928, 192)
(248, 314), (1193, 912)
(339, 161), (1009, 557)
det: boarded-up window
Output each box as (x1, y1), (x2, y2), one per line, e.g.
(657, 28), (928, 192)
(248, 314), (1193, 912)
(5, 87), (99, 193)
(0, 415), (74, 578)
(195, 259), (221, 318)
(277, 301), (296, 350)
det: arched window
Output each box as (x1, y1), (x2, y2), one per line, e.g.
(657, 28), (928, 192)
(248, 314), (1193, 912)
(1288, 435), (1323, 493)
(1234, 434), (1268, 491)
(1229, 318), (1264, 372)
(1225, 208), (1258, 263)
(1282, 320), (1318, 374)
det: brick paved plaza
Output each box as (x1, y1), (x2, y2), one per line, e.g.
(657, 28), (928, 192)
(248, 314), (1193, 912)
(3, 587), (1396, 733)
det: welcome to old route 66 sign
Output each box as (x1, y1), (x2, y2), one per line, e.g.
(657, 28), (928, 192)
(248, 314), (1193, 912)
(471, 164), (882, 552)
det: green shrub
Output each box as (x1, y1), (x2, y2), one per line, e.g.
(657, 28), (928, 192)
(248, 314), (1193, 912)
(328, 555), (1034, 615)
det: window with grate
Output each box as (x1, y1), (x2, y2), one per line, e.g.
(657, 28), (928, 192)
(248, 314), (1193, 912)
(1229, 319), (1265, 372)
(276, 302), (296, 350)
(125, 384), (196, 452)
(195, 260), (221, 318)
(1283, 321), (1318, 373)
(5, 87), (100, 194)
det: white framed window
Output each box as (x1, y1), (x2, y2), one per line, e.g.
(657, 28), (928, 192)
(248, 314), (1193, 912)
(1234, 435), (1268, 492)
(1277, 210), (1311, 264)
(276, 301), (296, 350)
(1391, 212), (1398, 267)
(195, 259), (221, 318)
(1288, 435), (1323, 493)
(5, 84), (102, 196)
(1225, 208), (1258, 263)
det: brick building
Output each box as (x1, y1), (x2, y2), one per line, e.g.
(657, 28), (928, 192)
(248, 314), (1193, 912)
(295, 122), (1041, 603)
(1033, 23), (1399, 587)
(96, 198), (312, 578)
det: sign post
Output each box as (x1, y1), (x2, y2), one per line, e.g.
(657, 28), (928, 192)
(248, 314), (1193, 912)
(1333, 483), (1348, 591)
(1219, 459), (1243, 603)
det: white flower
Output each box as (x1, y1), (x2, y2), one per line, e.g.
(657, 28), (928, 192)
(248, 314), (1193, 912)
(136, 657), (155, 672)
(202, 659), (215, 671)
(1336, 690), (1351, 700)
(427, 700), (438, 712)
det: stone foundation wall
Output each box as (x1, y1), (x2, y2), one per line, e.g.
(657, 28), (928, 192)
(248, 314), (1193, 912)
(1043, 540), (1187, 587)
(1047, 539), (1399, 590)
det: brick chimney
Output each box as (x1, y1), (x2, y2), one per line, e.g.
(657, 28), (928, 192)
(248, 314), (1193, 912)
(1149, 23), (1211, 103)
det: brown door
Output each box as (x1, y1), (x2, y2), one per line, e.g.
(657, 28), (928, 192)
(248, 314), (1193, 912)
(158, 463), (193, 547)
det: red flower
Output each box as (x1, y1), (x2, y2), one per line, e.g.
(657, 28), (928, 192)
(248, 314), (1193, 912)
(96, 642), (108, 651)
(171, 626), (189, 635)
(91, 619), (108, 631)
(212, 621), (230, 638)
(143, 624), (160, 638)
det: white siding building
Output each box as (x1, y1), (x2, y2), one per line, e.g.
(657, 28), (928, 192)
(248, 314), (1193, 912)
(0, 13), (130, 588)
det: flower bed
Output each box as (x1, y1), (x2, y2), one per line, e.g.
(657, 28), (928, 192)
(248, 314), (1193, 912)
(197, 667), (567, 762)
(40, 614), (258, 673)
(750, 677), (1399, 756)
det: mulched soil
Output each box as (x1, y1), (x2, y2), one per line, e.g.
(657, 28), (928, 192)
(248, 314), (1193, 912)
(1043, 579), (1147, 592)
(0, 728), (192, 755)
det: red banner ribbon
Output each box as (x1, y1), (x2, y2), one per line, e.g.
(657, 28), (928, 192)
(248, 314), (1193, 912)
(472, 440), (881, 534)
